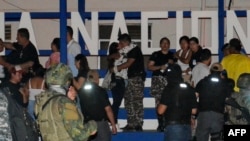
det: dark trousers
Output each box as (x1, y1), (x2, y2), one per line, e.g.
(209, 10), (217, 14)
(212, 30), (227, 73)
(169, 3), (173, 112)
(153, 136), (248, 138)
(196, 111), (224, 141)
(111, 78), (125, 123)
(89, 120), (111, 141)
(165, 124), (192, 141)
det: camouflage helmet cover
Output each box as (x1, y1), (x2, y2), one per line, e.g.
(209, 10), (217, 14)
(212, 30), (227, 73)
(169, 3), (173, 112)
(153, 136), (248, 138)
(45, 63), (73, 86)
(237, 73), (250, 90)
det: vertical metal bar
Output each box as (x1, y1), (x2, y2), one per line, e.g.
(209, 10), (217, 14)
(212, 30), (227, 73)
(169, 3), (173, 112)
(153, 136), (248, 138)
(78, 0), (85, 54)
(60, 0), (67, 64)
(218, 0), (225, 61)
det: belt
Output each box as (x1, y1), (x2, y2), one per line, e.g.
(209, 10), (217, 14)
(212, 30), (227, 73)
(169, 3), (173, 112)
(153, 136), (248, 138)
(166, 120), (189, 126)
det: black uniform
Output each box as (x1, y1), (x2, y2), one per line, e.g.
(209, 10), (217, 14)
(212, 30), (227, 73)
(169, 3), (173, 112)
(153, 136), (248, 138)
(195, 73), (231, 141)
(149, 50), (176, 131)
(161, 82), (197, 124)
(189, 47), (202, 69)
(78, 82), (111, 141)
(149, 50), (175, 76)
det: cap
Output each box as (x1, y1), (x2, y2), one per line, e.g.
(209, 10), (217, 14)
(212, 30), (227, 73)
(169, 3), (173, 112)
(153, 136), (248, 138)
(118, 33), (131, 43)
(210, 63), (223, 72)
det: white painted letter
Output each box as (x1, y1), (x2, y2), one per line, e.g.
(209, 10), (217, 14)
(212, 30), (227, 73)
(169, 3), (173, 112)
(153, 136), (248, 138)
(191, 11), (218, 54)
(227, 10), (250, 54)
(71, 12), (98, 55)
(0, 12), (5, 55)
(109, 12), (128, 49)
(176, 11), (183, 51)
(141, 11), (168, 54)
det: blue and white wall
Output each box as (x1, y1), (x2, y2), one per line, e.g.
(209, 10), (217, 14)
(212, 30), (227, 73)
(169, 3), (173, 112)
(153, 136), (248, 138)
(1, 0), (250, 130)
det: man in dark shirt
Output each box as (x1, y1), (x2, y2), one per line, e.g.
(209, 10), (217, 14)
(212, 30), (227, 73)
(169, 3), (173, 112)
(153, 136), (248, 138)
(188, 37), (203, 70)
(78, 70), (117, 141)
(147, 37), (175, 132)
(0, 28), (40, 83)
(158, 64), (197, 141)
(195, 64), (231, 141)
(113, 33), (146, 131)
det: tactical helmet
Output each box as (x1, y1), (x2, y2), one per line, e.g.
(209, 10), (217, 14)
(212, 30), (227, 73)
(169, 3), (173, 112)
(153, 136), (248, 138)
(45, 63), (73, 87)
(237, 73), (250, 90)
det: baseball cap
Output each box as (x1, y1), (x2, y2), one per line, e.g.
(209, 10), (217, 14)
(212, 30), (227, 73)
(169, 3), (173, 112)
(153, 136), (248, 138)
(210, 63), (223, 72)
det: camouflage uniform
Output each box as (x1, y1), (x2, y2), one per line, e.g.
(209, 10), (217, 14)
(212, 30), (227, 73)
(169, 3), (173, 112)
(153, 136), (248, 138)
(150, 75), (167, 131)
(35, 63), (97, 141)
(150, 76), (167, 104)
(228, 73), (250, 125)
(0, 91), (12, 141)
(124, 76), (144, 127)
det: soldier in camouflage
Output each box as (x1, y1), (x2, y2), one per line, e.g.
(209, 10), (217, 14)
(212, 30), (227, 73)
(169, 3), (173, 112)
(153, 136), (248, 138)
(34, 63), (97, 141)
(0, 90), (12, 141)
(228, 73), (250, 125)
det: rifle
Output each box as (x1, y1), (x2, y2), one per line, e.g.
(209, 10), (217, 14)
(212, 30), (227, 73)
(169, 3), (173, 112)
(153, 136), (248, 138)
(225, 97), (250, 124)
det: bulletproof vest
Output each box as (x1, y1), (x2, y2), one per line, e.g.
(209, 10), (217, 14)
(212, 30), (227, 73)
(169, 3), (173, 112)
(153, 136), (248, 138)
(35, 91), (73, 141)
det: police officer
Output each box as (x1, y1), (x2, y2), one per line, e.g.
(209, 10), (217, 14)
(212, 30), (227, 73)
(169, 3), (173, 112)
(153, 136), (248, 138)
(112, 33), (146, 131)
(147, 37), (175, 132)
(35, 63), (97, 141)
(158, 64), (198, 141)
(78, 70), (117, 141)
(195, 63), (231, 141)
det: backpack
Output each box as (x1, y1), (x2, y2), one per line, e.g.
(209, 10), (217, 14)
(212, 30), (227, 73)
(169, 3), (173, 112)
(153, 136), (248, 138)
(1, 87), (39, 141)
(35, 91), (72, 141)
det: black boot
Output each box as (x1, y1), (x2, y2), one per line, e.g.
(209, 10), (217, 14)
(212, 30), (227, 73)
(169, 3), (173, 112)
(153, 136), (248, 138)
(157, 114), (165, 132)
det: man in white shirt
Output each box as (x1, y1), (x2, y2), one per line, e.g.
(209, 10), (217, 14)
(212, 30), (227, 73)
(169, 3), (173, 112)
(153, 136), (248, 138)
(191, 49), (212, 87)
(67, 26), (81, 77)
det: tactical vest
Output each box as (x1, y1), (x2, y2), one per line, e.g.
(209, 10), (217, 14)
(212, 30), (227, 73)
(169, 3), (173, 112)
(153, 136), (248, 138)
(35, 91), (73, 141)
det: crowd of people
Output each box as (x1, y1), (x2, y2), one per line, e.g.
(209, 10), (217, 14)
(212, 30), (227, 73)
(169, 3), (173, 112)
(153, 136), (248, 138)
(0, 26), (250, 141)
